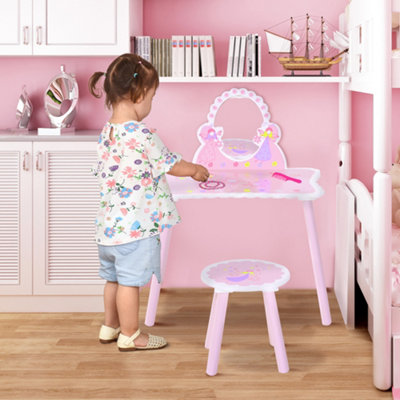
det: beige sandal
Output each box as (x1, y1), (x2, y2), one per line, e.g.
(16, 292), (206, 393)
(117, 329), (167, 351)
(99, 325), (121, 344)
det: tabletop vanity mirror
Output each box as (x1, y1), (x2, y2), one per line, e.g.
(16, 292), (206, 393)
(38, 65), (79, 135)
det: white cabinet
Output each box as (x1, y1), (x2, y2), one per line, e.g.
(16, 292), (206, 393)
(0, 140), (103, 300)
(32, 142), (102, 294)
(0, 142), (32, 294)
(0, 0), (139, 56)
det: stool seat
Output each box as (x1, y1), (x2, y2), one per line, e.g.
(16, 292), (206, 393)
(201, 259), (290, 376)
(201, 259), (290, 293)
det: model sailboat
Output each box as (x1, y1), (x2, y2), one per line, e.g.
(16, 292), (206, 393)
(265, 14), (348, 75)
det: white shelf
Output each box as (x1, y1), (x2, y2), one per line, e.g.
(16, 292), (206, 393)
(160, 76), (350, 83)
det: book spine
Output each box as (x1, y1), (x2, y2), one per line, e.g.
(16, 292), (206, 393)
(238, 35), (246, 77)
(192, 36), (200, 77)
(254, 34), (259, 77)
(233, 35), (240, 77)
(171, 36), (179, 77)
(199, 36), (208, 77)
(206, 35), (216, 77)
(246, 34), (252, 77)
(167, 38), (172, 76)
(185, 36), (192, 77)
(257, 34), (261, 77)
(177, 36), (185, 77)
(226, 35), (235, 77)
(252, 33), (256, 77)
(143, 36), (151, 63)
(161, 38), (166, 77)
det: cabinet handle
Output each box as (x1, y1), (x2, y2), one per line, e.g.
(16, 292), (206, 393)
(23, 151), (30, 171)
(36, 151), (43, 171)
(36, 26), (43, 45)
(23, 26), (29, 45)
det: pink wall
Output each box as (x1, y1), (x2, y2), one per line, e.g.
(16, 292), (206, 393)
(0, 0), (377, 290)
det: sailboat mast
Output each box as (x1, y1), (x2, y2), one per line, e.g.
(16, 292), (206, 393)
(305, 13), (310, 59)
(320, 16), (325, 58)
(290, 17), (294, 58)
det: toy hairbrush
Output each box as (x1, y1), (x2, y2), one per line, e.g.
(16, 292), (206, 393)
(272, 172), (302, 184)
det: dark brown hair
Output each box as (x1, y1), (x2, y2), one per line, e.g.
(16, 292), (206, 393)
(88, 53), (159, 108)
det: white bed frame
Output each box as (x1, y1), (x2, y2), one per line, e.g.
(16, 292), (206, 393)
(334, 0), (398, 394)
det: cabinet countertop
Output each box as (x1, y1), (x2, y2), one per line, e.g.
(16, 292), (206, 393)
(0, 130), (99, 142)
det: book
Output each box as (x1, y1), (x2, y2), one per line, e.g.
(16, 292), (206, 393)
(199, 36), (209, 77)
(133, 36), (151, 62)
(172, 35), (185, 77)
(238, 35), (246, 77)
(254, 34), (261, 77)
(257, 35), (261, 77)
(226, 36), (235, 77)
(192, 36), (200, 77)
(233, 35), (241, 77)
(205, 35), (216, 77)
(185, 35), (192, 77)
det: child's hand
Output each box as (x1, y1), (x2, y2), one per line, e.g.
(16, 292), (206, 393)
(191, 164), (210, 182)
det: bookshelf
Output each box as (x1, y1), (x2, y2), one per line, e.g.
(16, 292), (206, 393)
(160, 76), (349, 83)
(140, 0), (349, 82)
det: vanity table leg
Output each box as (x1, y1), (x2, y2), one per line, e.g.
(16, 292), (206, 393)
(145, 228), (173, 327)
(303, 200), (332, 326)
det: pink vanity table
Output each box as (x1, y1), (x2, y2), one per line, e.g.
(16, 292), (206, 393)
(144, 88), (331, 327)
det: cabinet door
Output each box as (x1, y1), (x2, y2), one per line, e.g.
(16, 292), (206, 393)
(0, 0), (32, 55)
(32, 0), (131, 55)
(0, 142), (32, 294)
(33, 142), (103, 295)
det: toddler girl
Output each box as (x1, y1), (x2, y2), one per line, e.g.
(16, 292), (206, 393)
(89, 53), (209, 351)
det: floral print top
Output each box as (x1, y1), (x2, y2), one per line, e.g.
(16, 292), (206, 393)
(92, 121), (182, 245)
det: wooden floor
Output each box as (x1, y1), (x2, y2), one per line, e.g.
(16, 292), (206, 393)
(0, 289), (392, 400)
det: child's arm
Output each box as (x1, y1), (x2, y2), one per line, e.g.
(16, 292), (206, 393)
(168, 159), (209, 182)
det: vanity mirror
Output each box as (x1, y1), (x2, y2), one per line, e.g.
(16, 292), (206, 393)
(15, 86), (33, 132)
(38, 65), (78, 135)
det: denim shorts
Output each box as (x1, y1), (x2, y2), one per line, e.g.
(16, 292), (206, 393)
(97, 235), (161, 287)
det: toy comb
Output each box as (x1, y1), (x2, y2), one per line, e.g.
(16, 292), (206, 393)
(272, 172), (302, 184)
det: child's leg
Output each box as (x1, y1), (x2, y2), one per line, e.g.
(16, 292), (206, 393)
(117, 284), (149, 346)
(103, 281), (119, 328)
(117, 285), (139, 335)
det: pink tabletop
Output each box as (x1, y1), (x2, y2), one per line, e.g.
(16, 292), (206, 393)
(167, 167), (323, 201)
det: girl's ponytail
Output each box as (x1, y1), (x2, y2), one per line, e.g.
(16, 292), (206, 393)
(88, 71), (106, 99)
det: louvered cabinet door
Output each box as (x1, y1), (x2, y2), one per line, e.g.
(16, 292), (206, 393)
(32, 142), (103, 295)
(0, 142), (32, 294)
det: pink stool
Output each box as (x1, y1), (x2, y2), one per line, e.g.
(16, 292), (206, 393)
(201, 259), (290, 376)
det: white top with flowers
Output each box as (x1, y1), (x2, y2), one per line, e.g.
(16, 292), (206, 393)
(92, 121), (182, 245)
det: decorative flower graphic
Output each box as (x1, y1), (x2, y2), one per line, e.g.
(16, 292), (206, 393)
(122, 166), (136, 178)
(124, 122), (140, 132)
(127, 138), (138, 150)
(106, 179), (116, 188)
(119, 187), (133, 198)
(104, 227), (116, 238)
(151, 211), (162, 223)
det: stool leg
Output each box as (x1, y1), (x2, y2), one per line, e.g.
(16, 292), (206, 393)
(263, 293), (275, 347)
(205, 291), (217, 349)
(303, 200), (332, 326)
(145, 228), (172, 327)
(263, 291), (289, 373)
(206, 292), (229, 376)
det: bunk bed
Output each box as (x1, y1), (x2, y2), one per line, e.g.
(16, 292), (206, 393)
(334, 0), (399, 397)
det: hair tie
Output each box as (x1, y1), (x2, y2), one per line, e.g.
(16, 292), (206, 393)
(133, 72), (138, 78)
(138, 61), (142, 65)
(103, 72), (106, 77)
